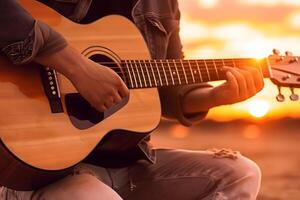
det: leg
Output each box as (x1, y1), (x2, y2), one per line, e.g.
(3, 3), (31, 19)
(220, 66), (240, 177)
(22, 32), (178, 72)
(0, 173), (122, 200)
(113, 149), (261, 200)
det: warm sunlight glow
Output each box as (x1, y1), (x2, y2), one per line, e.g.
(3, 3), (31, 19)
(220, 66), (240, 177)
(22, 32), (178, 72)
(288, 12), (300, 28)
(247, 100), (270, 118)
(197, 0), (219, 9)
(170, 125), (189, 139)
(180, 20), (207, 42)
(242, 125), (261, 139)
(240, 0), (300, 7)
(178, 0), (300, 119)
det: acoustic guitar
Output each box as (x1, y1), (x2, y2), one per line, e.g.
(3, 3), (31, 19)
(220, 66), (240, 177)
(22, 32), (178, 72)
(1, 0), (300, 190)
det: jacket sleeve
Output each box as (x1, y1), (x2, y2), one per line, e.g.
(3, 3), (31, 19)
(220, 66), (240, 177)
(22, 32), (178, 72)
(0, 0), (67, 65)
(158, 2), (211, 126)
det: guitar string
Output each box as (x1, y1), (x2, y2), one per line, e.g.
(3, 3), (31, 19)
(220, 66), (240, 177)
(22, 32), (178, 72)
(90, 61), (260, 86)
(92, 61), (257, 72)
(93, 59), (259, 67)
(53, 60), (260, 87)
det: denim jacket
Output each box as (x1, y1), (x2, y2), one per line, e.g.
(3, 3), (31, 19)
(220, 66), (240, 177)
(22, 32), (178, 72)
(44, 0), (184, 59)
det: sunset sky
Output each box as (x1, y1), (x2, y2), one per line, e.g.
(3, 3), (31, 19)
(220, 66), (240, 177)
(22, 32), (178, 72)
(179, 0), (300, 121)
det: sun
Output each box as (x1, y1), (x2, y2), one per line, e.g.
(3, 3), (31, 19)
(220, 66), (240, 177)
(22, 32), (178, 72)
(247, 100), (270, 118)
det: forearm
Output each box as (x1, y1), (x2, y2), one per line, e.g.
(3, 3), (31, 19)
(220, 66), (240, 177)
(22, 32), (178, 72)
(181, 87), (215, 115)
(35, 44), (84, 80)
(159, 84), (212, 126)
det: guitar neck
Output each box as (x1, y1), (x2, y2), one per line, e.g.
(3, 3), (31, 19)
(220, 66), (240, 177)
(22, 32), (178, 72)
(121, 58), (271, 89)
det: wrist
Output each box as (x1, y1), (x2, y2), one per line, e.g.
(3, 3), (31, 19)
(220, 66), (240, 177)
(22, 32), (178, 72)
(35, 45), (86, 80)
(182, 87), (215, 114)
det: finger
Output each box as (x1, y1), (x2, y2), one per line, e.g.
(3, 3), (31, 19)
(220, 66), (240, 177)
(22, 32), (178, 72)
(227, 68), (247, 100)
(240, 66), (264, 91)
(104, 96), (115, 109)
(239, 68), (256, 97)
(93, 103), (107, 112)
(225, 71), (239, 94)
(99, 105), (108, 112)
(112, 92), (122, 104)
(118, 81), (130, 98)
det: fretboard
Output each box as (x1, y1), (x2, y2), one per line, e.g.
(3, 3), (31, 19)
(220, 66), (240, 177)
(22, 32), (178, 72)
(121, 58), (271, 89)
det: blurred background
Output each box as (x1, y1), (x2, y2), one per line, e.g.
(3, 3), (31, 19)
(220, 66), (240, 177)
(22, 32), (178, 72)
(152, 0), (300, 199)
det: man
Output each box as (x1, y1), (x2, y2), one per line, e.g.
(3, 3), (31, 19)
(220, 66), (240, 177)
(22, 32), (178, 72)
(0, 0), (263, 199)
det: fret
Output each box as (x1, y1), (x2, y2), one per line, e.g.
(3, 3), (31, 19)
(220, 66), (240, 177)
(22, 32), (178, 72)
(143, 60), (153, 87)
(224, 59), (234, 68)
(123, 57), (267, 88)
(212, 59), (220, 79)
(187, 60), (195, 83)
(124, 60), (134, 88)
(222, 59), (226, 67)
(133, 60), (143, 88)
(195, 60), (203, 82)
(203, 60), (211, 81)
(129, 60), (138, 88)
(173, 59), (181, 84)
(214, 59), (227, 80)
(138, 60), (147, 87)
(183, 60), (193, 83)
(149, 60), (158, 86)
(167, 60), (175, 85)
(232, 59), (237, 68)
(154, 60), (163, 86)
(160, 60), (169, 86)
(180, 60), (188, 84)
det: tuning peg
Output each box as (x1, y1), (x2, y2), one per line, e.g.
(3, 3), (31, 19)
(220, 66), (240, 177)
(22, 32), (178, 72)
(276, 86), (285, 102)
(289, 87), (299, 101)
(273, 49), (280, 55)
(285, 51), (293, 56)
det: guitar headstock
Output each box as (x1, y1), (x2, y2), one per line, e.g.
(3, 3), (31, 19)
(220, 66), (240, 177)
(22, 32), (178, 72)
(268, 49), (300, 102)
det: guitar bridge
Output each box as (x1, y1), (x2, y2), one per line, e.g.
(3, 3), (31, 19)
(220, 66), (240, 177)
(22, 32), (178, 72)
(40, 66), (64, 113)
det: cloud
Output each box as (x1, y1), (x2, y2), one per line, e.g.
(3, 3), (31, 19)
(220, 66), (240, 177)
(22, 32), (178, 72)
(239, 0), (300, 7)
(197, 0), (219, 9)
(288, 12), (300, 28)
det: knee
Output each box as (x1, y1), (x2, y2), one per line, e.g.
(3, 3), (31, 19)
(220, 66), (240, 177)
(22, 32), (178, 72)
(34, 174), (122, 200)
(66, 174), (119, 200)
(225, 154), (262, 194)
(237, 155), (261, 185)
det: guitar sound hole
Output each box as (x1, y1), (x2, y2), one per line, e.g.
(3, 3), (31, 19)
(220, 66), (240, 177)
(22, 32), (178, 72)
(65, 93), (104, 130)
(65, 53), (129, 130)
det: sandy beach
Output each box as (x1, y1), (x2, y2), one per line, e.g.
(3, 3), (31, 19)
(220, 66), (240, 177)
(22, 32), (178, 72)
(152, 119), (300, 200)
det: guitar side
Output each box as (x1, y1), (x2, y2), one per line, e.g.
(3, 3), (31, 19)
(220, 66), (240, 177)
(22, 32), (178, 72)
(0, 1), (161, 190)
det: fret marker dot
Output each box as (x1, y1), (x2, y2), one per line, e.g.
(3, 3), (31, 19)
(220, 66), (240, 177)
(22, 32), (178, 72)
(194, 70), (197, 74)
(173, 71), (176, 75)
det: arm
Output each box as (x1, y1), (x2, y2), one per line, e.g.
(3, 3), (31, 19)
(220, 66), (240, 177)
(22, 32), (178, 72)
(159, 3), (264, 126)
(1, 0), (129, 112)
(182, 67), (264, 115)
(158, 4), (213, 126)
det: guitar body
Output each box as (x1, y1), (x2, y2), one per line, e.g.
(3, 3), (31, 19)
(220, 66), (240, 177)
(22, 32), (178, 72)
(0, 1), (161, 190)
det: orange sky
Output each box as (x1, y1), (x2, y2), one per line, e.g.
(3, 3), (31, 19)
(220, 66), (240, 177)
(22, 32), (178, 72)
(179, 0), (300, 121)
